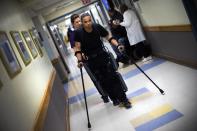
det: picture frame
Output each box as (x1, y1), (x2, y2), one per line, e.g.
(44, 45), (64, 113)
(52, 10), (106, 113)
(10, 31), (32, 66)
(29, 29), (43, 57)
(21, 31), (38, 59)
(0, 31), (22, 78)
(32, 28), (43, 46)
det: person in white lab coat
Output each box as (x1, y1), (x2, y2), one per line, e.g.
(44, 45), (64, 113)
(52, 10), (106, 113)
(114, 4), (152, 62)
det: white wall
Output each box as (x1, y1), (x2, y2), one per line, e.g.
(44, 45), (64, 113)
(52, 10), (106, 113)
(137, 0), (190, 26)
(0, 0), (53, 131)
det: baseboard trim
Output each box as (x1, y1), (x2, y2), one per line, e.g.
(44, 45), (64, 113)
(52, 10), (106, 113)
(153, 53), (197, 69)
(144, 24), (192, 32)
(33, 69), (56, 131)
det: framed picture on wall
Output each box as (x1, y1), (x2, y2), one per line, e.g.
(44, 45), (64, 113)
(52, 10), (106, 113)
(32, 28), (43, 46)
(21, 31), (38, 59)
(10, 31), (32, 66)
(29, 29), (43, 57)
(0, 31), (22, 78)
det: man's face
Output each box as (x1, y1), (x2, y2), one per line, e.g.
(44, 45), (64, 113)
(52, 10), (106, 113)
(82, 16), (92, 29)
(73, 17), (81, 29)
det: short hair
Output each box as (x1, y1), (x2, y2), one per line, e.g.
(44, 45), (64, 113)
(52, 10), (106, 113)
(80, 13), (91, 22)
(120, 4), (128, 14)
(70, 14), (79, 24)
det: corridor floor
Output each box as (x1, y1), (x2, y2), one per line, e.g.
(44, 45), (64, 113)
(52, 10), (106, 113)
(64, 53), (197, 131)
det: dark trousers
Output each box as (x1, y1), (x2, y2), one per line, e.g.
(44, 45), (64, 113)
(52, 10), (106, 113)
(84, 63), (108, 97)
(87, 51), (128, 102)
(128, 41), (150, 60)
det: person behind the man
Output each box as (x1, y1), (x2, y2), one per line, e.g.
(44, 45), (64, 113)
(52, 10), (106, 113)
(69, 14), (110, 103)
(108, 8), (130, 65)
(67, 14), (81, 49)
(74, 13), (131, 109)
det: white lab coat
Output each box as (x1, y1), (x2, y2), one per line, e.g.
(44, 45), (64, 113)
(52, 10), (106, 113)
(120, 9), (145, 46)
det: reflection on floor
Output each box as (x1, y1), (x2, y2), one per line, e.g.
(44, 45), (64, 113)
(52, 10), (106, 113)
(64, 52), (197, 131)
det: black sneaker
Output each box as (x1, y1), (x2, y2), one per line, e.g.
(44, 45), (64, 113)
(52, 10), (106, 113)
(101, 96), (109, 103)
(123, 101), (132, 109)
(113, 100), (120, 106)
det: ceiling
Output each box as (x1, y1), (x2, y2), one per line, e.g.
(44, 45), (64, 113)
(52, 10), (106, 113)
(50, 2), (98, 25)
(17, 0), (81, 17)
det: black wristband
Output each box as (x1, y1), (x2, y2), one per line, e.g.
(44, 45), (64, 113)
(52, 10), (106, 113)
(74, 51), (82, 56)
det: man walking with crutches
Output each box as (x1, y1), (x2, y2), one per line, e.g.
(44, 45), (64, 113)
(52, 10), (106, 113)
(74, 13), (131, 109)
(69, 14), (110, 103)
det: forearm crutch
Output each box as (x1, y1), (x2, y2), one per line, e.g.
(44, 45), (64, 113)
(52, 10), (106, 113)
(130, 57), (165, 95)
(121, 50), (165, 95)
(79, 67), (92, 128)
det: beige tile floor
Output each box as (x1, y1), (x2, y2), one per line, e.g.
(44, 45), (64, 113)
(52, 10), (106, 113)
(66, 50), (197, 131)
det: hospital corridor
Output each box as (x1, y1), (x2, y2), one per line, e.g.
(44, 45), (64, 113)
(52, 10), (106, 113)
(0, 0), (197, 131)
(66, 51), (197, 131)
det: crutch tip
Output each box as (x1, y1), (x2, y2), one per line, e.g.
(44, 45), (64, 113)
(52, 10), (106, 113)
(158, 88), (165, 95)
(160, 90), (165, 95)
(88, 123), (91, 129)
